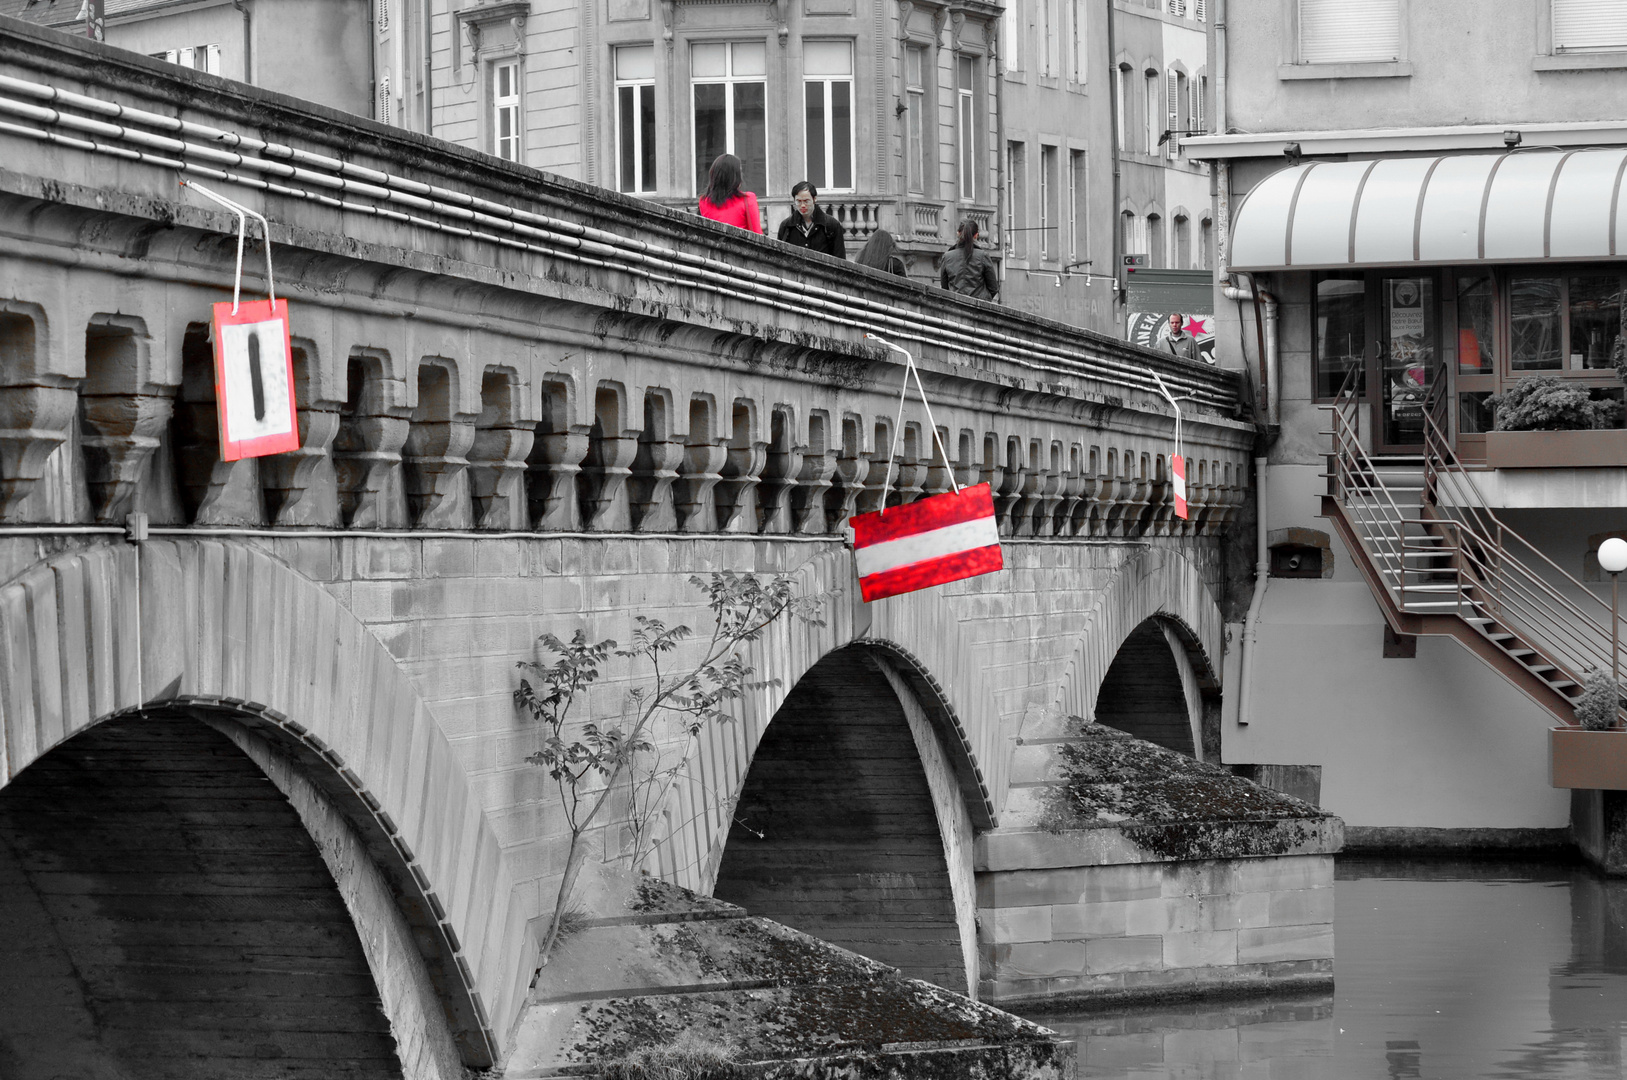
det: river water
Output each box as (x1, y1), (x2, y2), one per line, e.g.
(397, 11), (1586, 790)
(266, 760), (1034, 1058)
(1029, 858), (1627, 1079)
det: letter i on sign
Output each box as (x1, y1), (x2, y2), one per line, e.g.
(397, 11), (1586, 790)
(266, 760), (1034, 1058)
(211, 298), (300, 461)
(1172, 453), (1188, 519)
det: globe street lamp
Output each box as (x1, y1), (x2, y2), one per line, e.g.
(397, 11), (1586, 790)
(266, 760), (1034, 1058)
(1600, 537), (1627, 687)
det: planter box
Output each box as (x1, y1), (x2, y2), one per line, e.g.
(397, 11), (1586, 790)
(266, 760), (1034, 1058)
(1550, 727), (1627, 790)
(1485, 429), (1627, 469)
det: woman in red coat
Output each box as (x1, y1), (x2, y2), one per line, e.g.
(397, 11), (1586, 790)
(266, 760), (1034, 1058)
(697, 154), (762, 234)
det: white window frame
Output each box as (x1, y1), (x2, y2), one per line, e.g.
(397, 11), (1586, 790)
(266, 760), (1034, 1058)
(1544, 0), (1627, 63)
(1003, 0), (1023, 71)
(1039, 144), (1058, 261)
(690, 41), (769, 197)
(905, 43), (929, 195)
(614, 46), (656, 194)
(491, 59), (522, 162)
(1006, 141), (1027, 258)
(1069, 0), (1087, 82)
(1115, 64), (1130, 151)
(957, 54), (978, 203)
(1067, 147), (1087, 262)
(1286, 0), (1409, 76)
(1041, 0), (1058, 77)
(804, 41), (855, 193)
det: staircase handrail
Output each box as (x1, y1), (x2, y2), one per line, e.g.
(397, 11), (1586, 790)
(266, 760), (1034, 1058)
(1322, 366), (1417, 608)
(1420, 383), (1627, 699)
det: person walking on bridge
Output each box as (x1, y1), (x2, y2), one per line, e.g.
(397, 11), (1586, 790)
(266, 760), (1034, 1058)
(698, 154), (763, 234)
(777, 181), (846, 258)
(939, 218), (999, 302)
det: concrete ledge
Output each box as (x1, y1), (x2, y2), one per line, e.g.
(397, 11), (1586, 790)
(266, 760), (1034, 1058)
(987, 958), (1334, 1013)
(1341, 826), (1574, 855)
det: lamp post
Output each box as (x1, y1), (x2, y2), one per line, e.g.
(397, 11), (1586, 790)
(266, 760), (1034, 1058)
(1599, 537), (1627, 688)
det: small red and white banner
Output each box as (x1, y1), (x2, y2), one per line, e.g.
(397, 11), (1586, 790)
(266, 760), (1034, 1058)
(211, 298), (300, 461)
(1172, 453), (1188, 520)
(851, 483), (1003, 603)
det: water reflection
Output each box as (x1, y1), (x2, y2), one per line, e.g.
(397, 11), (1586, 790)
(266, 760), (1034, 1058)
(1028, 858), (1627, 1079)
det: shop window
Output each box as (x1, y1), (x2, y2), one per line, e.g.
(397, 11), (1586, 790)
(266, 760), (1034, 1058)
(1456, 274), (1495, 373)
(1509, 273), (1625, 372)
(692, 41), (768, 196)
(615, 45), (657, 194)
(1458, 391), (1496, 434)
(1314, 273), (1366, 398)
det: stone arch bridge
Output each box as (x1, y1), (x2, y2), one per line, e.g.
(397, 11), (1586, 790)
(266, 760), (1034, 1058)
(0, 19), (1252, 1080)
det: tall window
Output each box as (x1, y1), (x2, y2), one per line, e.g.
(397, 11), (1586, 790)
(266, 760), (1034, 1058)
(1143, 70), (1158, 155)
(1069, 0), (1087, 81)
(1007, 142), (1028, 258)
(1115, 64), (1131, 150)
(692, 41), (768, 196)
(905, 45), (929, 194)
(1003, 0), (1023, 70)
(492, 60), (521, 162)
(1040, 145), (1059, 260)
(1200, 217), (1213, 269)
(1174, 214), (1191, 267)
(804, 42), (854, 191)
(1553, 0), (1627, 51)
(1193, 74), (1207, 134)
(1040, 0), (1059, 76)
(1165, 71), (1181, 158)
(1148, 213), (1163, 267)
(1314, 274), (1367, 397)
(1298, 0), (1401, 64)
(615, 46), (656, 194)
(1121, 210), (1138, 258)
(1068, 149), (1086, 261)
(957, 55), (977, 202)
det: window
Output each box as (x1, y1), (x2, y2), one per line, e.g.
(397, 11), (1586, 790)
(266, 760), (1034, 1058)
(1148, 213), (1163, 267)
(1115, 65), (1131, 149)
(1040, 145), (1059, 260)
(1196, 0), (1206, 20)
(906, 46), (929, 194)
(492, 60), (521, 162)
(1510, 274), (1625, 370)
(1174, 214), (1190, 267)
(1199, 218), (1213, 269)
(1121, 210), (1139, 258)
(1193, 74), (1207, 134)
(378, 72), (391, 124)
(1003, 0), (1023, 71)
(1040, 0), (1059, 76)
(957, 55), (978, 202)
(1168, 0), (1187, 14)
(692, 41), (768, 196)
(1165, 70), (1181, 158)
(805, 41), (854, 191)
(1298, 0), (1401, 64)
(1143, 70), (1158, 154)
(1068, 149), (1087, 261)
(1007, 141), (1028, 258)
(151, 44), (221, 73)
(1314, 274), (1366, 398)
(1553, 0), (1627, 52)
(1069, 0), (1087, 80)
(615, 46), (656, 194)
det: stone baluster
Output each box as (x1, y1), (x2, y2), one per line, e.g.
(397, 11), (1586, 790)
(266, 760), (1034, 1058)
(172, 324), (264, 526)
(1035, 467), (1067, 538)
(76, 317), (175, 523)
(891, 430), (926, 507)
(993, 447), (1026, 535)
(715, 435), (767, 533)
(1052, 453), (1088, 537)
(528, 430), (591, 531)
(1100, 452), (1134, 537)
(579, 387), (639, 532)
(1011, 457), (1045, 537)
(828, 440), (867, 528)
(0, 302), (76, 522)
(853, 446), (893, 516)
(791, 445), (836, 534)
(468, 372), (535, 531)
(675, 436), (726, 533)
(261, 344), (342, 527)
(331, 352), (411, 528)
(1117, 455), (1153, 537)
(403, 364), (475, 529)
(758, 409), (804, 535)
(629, 394), (684, 533)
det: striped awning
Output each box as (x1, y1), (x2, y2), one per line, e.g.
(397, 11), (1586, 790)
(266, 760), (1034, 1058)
(1229, 150), (1627, 271)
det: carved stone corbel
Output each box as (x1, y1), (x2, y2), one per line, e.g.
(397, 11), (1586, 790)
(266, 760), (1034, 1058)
(0, 380), (78, 522)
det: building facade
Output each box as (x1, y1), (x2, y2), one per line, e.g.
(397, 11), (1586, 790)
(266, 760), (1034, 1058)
(1186, 0), (1627, 861)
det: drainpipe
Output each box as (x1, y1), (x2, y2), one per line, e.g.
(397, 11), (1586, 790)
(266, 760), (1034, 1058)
(232, 0), (253, 85)
(1106, 0), (1122, 307)
(1223, 275), (1278, 426)
(994, 32), (1007, 293)
(1236, 454), (1269, 726)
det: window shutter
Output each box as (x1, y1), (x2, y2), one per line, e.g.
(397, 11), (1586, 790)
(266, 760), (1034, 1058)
(1167, 0), (1186, 13)
(1298, 0), (1400, 63)
(1195, 0), (1205, 21)
(378, 74), (391, 123)
(205, 43), (221, 74)
(1553, 0), (1627, 50)
(377, 0), (390, 33)
(1166, 70), (1179, 156)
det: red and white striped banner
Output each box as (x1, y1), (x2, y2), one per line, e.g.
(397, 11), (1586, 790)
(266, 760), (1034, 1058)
(1172, 454), (1188, 520)
(851, 483), (1003, 603)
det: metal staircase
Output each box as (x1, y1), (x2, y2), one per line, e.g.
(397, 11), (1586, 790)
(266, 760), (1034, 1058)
(1319, 375), (1625, 728)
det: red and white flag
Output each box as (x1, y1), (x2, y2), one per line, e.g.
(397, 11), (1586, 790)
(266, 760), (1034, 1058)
(851, 483), (1003, 603)
(1172, 454), (1188, 520)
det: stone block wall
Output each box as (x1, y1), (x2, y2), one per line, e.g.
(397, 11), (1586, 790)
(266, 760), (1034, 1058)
(976, 853), (1336, 1003)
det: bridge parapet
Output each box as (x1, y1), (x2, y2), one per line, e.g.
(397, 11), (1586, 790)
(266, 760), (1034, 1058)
(0, 16), (1251, 538)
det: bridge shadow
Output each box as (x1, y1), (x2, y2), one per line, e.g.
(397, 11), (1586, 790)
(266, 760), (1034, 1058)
(711, 645), (966, 992)
(1094, 616), (1203, 757)
(0, 714), (402, 1080)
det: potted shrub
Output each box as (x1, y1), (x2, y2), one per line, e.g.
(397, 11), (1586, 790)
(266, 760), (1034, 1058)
(1485, 375), (1627, 468)
(1551, 669), (1627, 790)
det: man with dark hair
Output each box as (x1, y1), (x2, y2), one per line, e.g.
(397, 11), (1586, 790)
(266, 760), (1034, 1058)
(777, 181), (846, 259)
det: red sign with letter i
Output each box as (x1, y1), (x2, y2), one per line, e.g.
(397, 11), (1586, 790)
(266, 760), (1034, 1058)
(211, 298), (299, 461)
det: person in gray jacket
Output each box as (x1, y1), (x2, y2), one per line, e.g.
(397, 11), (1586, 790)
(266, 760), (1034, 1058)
(939, 218), (998, 302)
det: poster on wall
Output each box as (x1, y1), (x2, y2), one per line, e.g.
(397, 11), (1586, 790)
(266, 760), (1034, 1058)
(1127, 312), (1217, 364)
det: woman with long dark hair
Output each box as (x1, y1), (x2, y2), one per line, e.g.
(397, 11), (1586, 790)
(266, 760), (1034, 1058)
(939, 218), (998, 301)
(697, 153), (763, 234)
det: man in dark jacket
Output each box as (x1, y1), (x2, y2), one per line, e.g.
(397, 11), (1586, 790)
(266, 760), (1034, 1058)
(777, 182), (846, 258)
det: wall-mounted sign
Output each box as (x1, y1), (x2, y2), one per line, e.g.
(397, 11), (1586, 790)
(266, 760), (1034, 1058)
(852, 483), (1002, 603)
(211, 298), (299, 461)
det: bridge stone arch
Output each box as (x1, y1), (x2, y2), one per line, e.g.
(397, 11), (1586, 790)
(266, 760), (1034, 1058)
(1051, 545), (1225, 751)
(0, 540), (527, 1072)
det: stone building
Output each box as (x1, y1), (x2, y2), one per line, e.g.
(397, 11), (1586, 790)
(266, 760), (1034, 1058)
(1185, 0), (1627, 870)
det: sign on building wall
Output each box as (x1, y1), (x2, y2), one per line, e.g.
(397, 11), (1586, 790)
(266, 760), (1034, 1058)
(1125, 268), (1216, 363)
